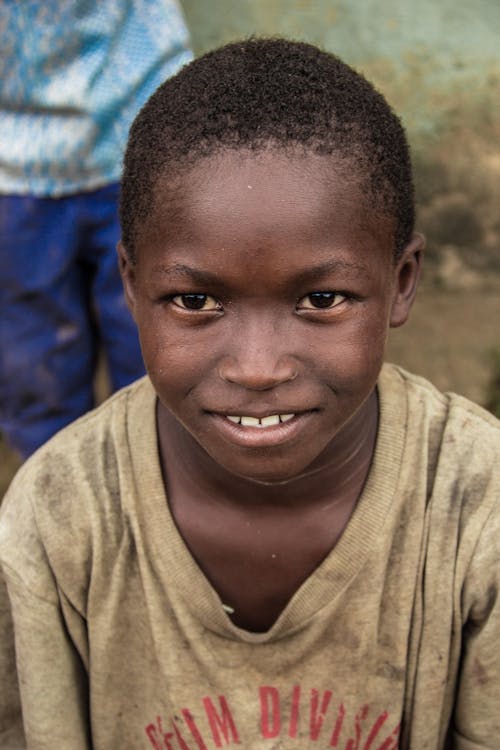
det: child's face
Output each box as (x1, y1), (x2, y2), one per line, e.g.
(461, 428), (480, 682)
(119, 149), (422, 484)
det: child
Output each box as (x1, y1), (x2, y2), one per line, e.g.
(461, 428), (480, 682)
(1, 38), (499, 749)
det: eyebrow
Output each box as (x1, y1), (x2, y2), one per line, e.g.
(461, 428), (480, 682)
(152, 263), (223, 286)
(289, 258), (371, 285)
(153, 258), (371, 286)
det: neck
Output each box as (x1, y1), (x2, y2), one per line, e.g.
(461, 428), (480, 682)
(157, 389), (379, 512)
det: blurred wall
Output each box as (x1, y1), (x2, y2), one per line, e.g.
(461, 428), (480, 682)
(182, 0), (500, 284)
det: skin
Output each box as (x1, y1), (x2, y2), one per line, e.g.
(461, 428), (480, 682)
(119, 148), (423, 632)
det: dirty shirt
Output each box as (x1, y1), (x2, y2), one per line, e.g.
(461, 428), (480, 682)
(0, 364), (499, 749)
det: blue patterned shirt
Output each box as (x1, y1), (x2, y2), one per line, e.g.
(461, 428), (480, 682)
(0, 0), (193, 196)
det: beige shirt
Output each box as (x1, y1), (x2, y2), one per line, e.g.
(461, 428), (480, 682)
(1, 364), (499, 749)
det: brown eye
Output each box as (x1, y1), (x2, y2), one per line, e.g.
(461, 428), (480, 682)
(172, 294), (221, 311)
(297, 292), (347, 310)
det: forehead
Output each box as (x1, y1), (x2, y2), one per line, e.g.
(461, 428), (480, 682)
(138, 148), (394, 267)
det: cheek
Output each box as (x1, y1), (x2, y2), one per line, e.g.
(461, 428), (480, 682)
(137, 312), (219, 399)
(306, 310), (389, 386)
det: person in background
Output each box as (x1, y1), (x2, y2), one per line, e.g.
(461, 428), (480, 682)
(0, 0), (193, 458)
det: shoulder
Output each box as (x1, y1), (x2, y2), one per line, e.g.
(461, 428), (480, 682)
(0, 377), (156, 602)
(381, 363), (500, 518)
(383, 362), (500, 477)
(382, 362), (500, 557)
(381, 362), (500, 452)
(7, 375), (154, 505)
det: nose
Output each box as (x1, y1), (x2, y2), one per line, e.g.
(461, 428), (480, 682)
(218, 319), (298, 391)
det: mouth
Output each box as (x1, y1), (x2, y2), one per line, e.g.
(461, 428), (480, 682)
(225, 413), (295, 428)
(208, 409), (315, 448)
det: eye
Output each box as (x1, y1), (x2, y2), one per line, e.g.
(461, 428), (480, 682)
(172, 294), (221, 311)
(297, 292), (347, 310)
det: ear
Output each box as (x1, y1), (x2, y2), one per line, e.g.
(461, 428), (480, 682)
(390, 233), (425, 328)
(117, 241), (138, 319)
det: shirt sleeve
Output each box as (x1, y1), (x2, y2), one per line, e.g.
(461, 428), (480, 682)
(0, 476), (91, 750)
(1, 569), (91, 750)
(451, 500), (500, 749)
(0, 571), (26, 749)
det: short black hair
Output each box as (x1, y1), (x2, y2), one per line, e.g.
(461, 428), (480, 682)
(120, 37), (415, 260)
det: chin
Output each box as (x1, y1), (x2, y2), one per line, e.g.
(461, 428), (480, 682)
(215, 452), (320, 486)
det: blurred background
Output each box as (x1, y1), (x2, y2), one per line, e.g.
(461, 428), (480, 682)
(1, 0), (499, 493)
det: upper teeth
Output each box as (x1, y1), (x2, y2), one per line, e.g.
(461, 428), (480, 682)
(226, 414), (295, 427)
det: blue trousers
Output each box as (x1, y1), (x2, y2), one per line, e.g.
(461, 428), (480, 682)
(0, 184), (145, 458)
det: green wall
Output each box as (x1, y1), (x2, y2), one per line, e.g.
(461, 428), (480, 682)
(181, 0), (500, 279)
